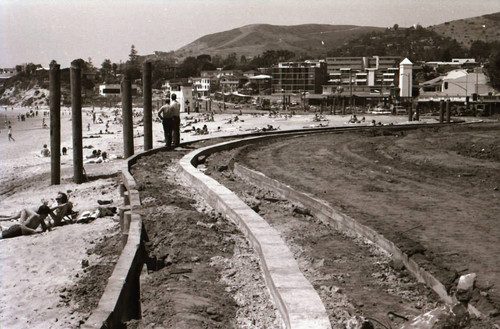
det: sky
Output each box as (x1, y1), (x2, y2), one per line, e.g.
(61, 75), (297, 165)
(0, 0), (499, 68)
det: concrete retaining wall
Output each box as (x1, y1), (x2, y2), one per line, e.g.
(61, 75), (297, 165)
(178, 141), (332, 329)
(82, 146), (170, 329)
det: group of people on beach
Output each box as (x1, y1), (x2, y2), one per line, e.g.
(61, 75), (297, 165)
(0, 192), (73, 239)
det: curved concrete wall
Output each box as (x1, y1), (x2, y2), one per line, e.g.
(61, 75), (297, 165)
(234, 163), (456, 305)
(83, 146), (170, 329)
(178, 138), (332, 329)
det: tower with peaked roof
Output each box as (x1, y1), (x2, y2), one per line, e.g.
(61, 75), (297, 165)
(399, 58), (413, 98)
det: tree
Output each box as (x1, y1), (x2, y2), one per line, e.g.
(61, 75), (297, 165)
(112, 63), (118, 78)
(393, 24), (399, 31)
(223, 53), (238, 69)
(129, 45), (139, 64)
(197, 54), (212, 62)
(100, 59), (112, 82)
(126, 45), (141, 79)
(178, 56), (199, 78)
(485, 50), (500, 90)
(469, 40), (492, 62)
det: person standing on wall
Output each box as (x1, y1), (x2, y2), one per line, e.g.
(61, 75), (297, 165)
(158, 98), (173, 148)
(170, 94), (181, 148)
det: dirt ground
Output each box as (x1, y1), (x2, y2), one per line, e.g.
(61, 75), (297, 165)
(127, 147), (285, 328)
(201, 122), (499, 327)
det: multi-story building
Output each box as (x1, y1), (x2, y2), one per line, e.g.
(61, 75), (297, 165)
(324, 56), (401, 96)
(271, 60), (327, 94)
(191, 76), (217, 99)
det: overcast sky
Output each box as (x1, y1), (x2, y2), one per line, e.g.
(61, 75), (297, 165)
(0, 0), (498, 68)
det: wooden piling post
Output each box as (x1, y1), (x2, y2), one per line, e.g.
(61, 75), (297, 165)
(446, 100), (451, 123)
(439, 100), (444, 123)
(71, 60), (84, 184)
(142, 62), (152, 150)
(122, 74), (134, 158)
(49, 62), (61, 185)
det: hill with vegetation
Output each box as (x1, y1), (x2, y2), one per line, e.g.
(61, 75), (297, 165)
(175, 24), (385, 60)
(326, 25), (468, 62)
(429, 12), (500, 48)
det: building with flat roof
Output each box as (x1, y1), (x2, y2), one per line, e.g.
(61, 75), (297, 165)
(271, 61), (327, 94)
(324, 56), (401, 95)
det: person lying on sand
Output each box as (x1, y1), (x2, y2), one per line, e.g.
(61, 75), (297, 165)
(0, 202), (52, 239)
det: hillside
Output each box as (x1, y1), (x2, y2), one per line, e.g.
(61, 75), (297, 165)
(174, 24), (384, 59)
(326, 25), (468, 62)
(429, 12), (500, 48)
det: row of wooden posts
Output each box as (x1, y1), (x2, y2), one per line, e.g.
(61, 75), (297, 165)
(409, 100), (452, 122)
(49, 61), (154, 185)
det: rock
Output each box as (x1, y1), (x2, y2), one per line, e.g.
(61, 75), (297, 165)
(81, 259), (89, 268)
(217, 165), (228, 172)
(389, 257), (405, 271)
(360, 320), (375, 329)
(293, 205), (312, 216)
(399, 304), (469, 329)
(456, 273), (477, 302)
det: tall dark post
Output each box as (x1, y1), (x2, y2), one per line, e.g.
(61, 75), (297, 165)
(415, 106), (420, 121)
(408, 101), (413, 121)
(439, 100), (444, 123)
(446, 99), (451, 123)
(142, 62), (152, 150)
(71, 60), (84, 184)
(49, 63), (61, 185)
(122, 74), (134, 158)
(342, 98), (345, 115)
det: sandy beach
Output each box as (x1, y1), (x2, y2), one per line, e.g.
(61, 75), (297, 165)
(0, 105), (436, 328)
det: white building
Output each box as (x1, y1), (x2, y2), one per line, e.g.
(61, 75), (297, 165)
(442, 69), (491, 98)
(162, 81), (193, 113)
(419, 68), (495, 102)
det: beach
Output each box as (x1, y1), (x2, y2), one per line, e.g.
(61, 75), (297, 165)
(0, 105), (433, 328)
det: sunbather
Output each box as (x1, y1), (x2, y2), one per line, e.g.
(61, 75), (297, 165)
(48, 192), (74, 227)
(0, 203), (52, 239)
